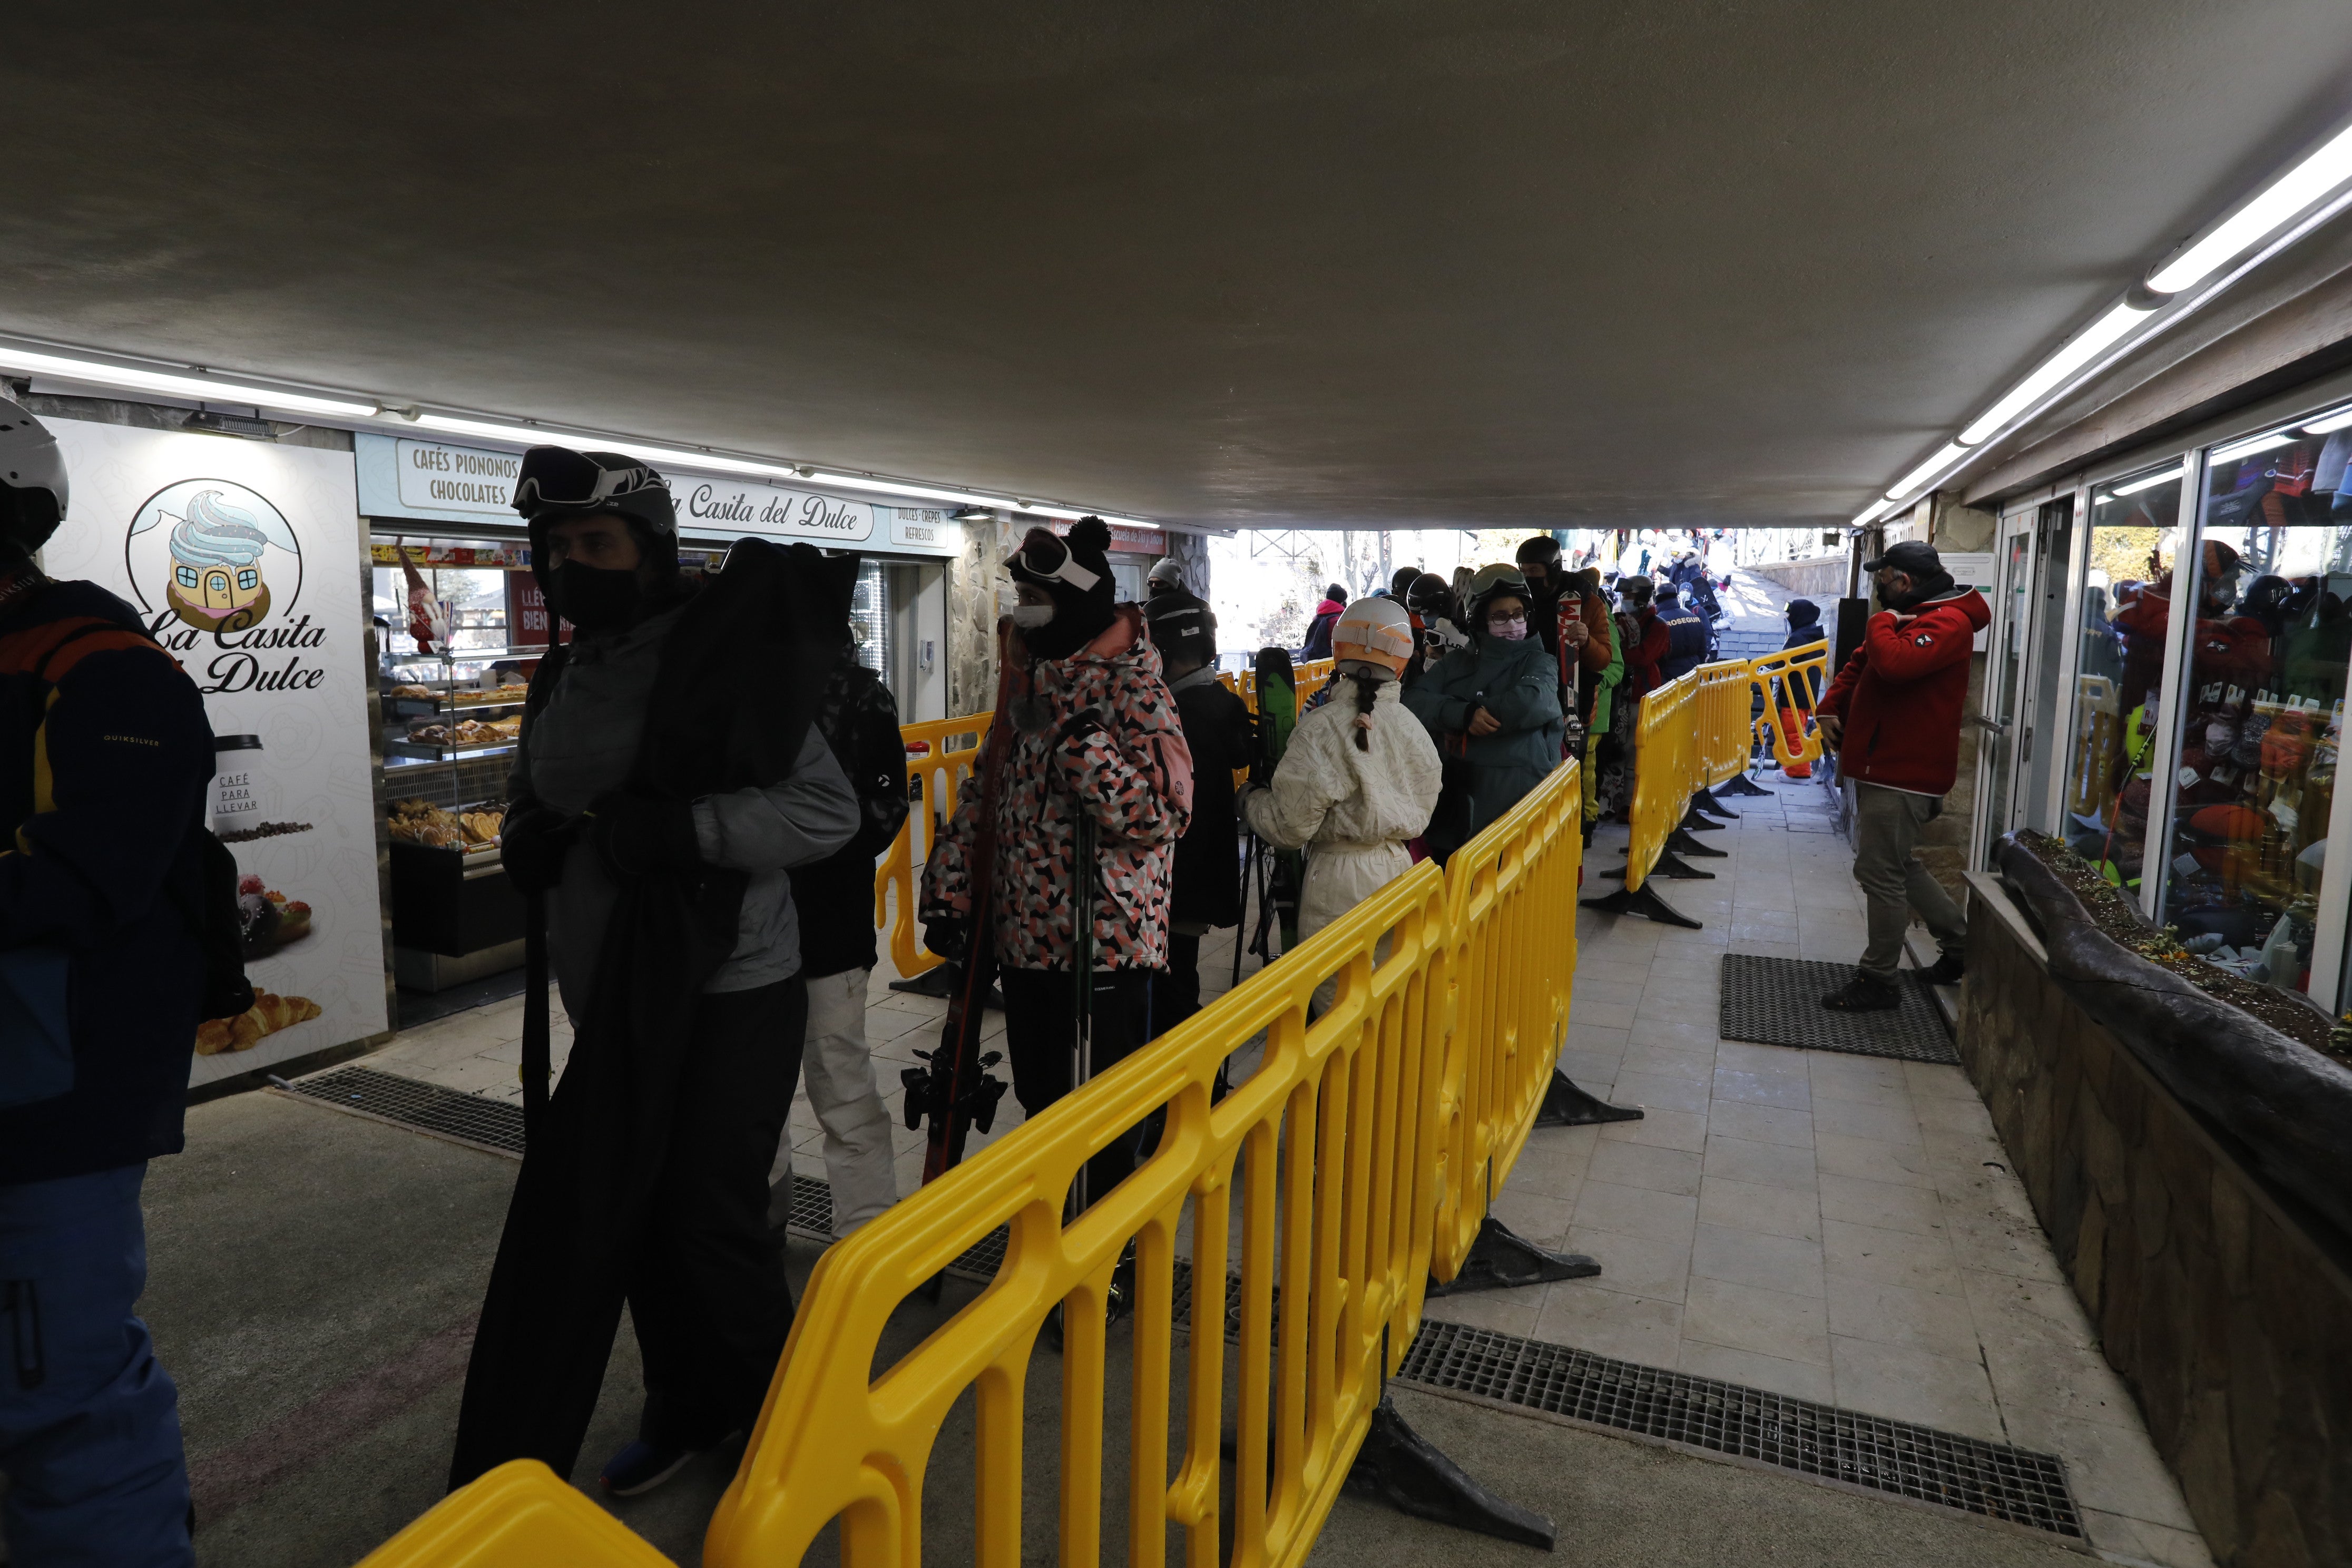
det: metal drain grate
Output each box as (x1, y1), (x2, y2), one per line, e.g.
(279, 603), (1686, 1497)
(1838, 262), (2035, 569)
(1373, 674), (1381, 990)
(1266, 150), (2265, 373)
(1719, 954), (1958, 1063)
(282, 1067), (1234, 1320)
(281, 1066), (528, 1155)
(1398, 1321), (2080, 1537)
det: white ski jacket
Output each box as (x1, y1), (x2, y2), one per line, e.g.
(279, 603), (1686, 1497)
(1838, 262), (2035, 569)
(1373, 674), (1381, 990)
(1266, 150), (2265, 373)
(1243, 678), (1443, 945)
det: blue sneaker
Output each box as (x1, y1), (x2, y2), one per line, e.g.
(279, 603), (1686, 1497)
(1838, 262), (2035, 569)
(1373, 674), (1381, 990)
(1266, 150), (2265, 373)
(599, 1439), (698, 1497)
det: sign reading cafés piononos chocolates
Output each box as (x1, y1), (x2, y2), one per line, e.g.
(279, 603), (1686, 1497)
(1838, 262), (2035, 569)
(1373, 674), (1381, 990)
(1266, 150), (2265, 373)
(46, 419), (389, 1085)
(354, 432), (962, 556)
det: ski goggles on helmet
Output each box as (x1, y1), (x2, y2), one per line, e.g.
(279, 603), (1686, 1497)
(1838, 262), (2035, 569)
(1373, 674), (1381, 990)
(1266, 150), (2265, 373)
(1006, 529), (1101, 592)
(512, 446), (676, 533)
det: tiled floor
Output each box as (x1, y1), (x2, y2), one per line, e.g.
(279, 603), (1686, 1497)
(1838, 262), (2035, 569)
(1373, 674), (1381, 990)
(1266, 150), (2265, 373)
(1417, 776), (2213, 1568)
(345, 605), (2208, 1565)
(358, 910), (1255, 1202)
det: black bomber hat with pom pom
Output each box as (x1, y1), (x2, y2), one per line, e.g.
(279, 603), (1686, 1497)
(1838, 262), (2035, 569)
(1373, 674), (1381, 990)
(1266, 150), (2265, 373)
(1007, 515), (1118, 659)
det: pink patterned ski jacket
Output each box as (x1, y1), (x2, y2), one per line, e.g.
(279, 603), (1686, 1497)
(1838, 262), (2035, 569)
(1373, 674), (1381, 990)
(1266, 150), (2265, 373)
(920, 604), (1193, 972)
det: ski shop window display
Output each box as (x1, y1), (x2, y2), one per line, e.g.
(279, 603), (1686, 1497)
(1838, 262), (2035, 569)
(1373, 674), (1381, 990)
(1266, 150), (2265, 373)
(2156, 431), (2352, 1007)
(2064, 462), (2185, 887)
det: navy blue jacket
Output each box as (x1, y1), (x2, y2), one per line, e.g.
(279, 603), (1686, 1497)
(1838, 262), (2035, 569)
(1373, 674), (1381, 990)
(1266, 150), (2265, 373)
(1658, 599), (1709, 680)
(0, 579), (213, 1185)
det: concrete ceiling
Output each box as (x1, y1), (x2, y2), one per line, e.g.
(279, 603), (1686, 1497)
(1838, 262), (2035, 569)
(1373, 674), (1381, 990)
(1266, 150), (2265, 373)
(4, 3), (2350, 531)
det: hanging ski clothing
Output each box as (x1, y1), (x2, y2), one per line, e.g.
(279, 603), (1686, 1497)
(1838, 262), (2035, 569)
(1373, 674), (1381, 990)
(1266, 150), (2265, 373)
(920, 603), (1192, 974)
(1242, 677), (1440, 944)
(450, 538), (859, 1489)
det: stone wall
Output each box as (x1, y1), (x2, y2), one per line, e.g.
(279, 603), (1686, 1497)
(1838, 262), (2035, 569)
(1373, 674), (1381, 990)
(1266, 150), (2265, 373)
(1746, 553), (1848, 596)
(1957, 879), (2352, 1567)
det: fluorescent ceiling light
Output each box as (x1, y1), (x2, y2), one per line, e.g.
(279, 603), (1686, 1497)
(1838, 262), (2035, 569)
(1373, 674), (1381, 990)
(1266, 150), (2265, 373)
(2212, 427), (2300, 463)
(2110, 464), (2186, 497)
(411, 414), (1156, 525)
(1851, 497), (1893, 527)
(2299, 402), (2352, 435)
(1885, 441), (1969, 502)
(0, 345), (379, 420)
(2147, 121), (2352, 295)
(1957, 301), (2154, 446)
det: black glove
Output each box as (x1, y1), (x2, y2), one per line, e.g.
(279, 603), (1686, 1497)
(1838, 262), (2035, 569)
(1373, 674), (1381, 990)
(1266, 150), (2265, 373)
(923, 915), (970, 964)
(582, 792), (702, 879)
(499, 805), (577, 895)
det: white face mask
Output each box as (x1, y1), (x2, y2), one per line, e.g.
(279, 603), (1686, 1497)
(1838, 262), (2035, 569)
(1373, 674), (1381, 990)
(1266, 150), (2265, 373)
(1011, 603), (1055, 630)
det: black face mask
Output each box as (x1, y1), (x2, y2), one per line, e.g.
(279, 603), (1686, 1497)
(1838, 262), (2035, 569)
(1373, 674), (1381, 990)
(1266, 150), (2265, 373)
(552, 558), (640, 633)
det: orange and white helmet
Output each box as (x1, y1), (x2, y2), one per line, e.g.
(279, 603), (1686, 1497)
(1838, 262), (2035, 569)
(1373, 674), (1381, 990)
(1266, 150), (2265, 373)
(1331, 595), (1414, 677)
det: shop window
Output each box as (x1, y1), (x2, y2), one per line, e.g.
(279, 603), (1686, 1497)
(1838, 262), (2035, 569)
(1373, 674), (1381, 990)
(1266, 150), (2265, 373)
(850, 560), (889, 681)
(2157, 433), (2351, 1008)
(2064, 463), (2184, 887)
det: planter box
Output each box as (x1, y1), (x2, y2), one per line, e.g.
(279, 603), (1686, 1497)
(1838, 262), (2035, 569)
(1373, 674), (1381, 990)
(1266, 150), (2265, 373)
(1958, 843), (2352, 1566)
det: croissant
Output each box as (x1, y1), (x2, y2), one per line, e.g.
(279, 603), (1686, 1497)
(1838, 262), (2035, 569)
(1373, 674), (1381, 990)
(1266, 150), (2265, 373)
(196, 990), (322, 1054)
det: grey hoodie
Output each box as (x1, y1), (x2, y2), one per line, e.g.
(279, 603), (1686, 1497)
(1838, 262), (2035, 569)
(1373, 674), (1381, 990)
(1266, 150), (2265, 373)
(520, 605), (859, 1016)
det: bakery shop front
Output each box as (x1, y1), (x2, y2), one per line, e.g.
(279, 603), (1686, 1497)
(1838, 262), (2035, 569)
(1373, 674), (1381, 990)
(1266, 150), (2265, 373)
(352, 433), (965, 998)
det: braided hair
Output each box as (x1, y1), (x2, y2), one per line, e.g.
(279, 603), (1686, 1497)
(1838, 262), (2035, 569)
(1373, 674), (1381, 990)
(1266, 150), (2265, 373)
(1348, 668), (1382, 750)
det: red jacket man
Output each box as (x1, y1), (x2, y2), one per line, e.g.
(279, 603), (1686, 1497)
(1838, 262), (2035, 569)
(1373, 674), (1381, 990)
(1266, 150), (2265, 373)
(1814, 541), (1991, 1012)
(1817, 580), (1994, 796)
(1615, 576), (1671, 697)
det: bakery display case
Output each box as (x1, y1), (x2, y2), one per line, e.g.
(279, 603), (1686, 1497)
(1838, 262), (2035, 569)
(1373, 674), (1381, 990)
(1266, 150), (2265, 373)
(371, 544), (542, 989)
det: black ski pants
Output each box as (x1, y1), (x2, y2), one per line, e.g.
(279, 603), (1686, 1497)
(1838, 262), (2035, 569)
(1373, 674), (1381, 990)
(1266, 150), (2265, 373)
(629, 975), (807, 1452)
(999, 968), (1155, 1206)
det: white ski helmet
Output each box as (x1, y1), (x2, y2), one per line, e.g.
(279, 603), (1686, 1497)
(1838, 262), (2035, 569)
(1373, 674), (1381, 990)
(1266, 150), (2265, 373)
(0, 397), (68, 555)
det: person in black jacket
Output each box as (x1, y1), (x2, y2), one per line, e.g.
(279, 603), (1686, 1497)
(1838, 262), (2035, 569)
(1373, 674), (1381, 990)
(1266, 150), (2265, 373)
(1144, 590), (1251, 1031)
(1656, 582), (1709, 680)
(0, 400), (212, 1568)
(1783, 597), (1827, 707)
(769, 550), (912, 1239)
(1299, 582), (1348, 660)
(450, 450), (858, 1498)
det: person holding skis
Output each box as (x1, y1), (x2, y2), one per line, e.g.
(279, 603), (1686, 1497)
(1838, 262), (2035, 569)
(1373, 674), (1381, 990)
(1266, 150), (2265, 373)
(1143, 587), (1251, 1032)
(919, 518), (1191, 1207)
(450, 449), (859, 1498)
(1404, 564), (1564, 861)
(766, 550), (912, 1240)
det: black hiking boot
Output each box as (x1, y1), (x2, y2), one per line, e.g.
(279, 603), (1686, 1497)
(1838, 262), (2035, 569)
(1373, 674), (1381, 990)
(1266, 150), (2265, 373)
(1820, 974), (1901, 1012)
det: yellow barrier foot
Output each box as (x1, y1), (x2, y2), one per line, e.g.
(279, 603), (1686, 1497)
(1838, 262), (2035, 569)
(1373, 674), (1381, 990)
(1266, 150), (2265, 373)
(1345, 1394), (1557, 1550)
(1690, 790), (1739, 821)
(1532, 1069), (1644, 1128)
(1580, 881), (1703, 928)
(1599, 849), (1715, 882)
(1662, 827), (1728, 859)
(1717, 772), (1773, 798)
(1425, 1216), (1602, 1298)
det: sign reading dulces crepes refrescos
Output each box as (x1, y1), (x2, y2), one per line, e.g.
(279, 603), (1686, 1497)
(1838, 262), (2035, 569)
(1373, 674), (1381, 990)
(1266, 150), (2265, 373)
(47, 419), (389, 1085)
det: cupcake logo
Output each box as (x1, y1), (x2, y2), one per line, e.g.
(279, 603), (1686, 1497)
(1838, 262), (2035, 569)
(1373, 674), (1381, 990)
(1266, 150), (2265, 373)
(126, 479), (304, 634)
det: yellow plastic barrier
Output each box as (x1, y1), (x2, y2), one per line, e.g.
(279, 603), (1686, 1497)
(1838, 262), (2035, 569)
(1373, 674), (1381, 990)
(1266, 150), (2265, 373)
(1691, 659), (1752, 789)
(873, 711), (994, 982)
(1620, 672), (1696, 896)
(1427, 760), (1583, 1282)
(356, 1461), (677, 1567)
(1218, 657), (1335, 715)
(1747, 646), (1831, 771)
(702, 759), (1586, 1567)
(707, 855), (1459, 1568)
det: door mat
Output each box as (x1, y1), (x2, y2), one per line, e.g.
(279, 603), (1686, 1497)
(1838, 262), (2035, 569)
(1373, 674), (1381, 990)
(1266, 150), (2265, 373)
(1399, 1320), (2080, 1538)
(1719, 954), (1958, 1063)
